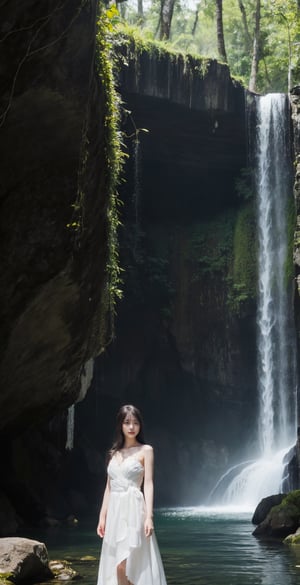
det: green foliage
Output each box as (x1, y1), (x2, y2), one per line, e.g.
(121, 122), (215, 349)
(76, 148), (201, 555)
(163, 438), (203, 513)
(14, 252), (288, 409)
(274, 489), (300, 523)
(281, 489), (300, 509)
(189, 210), (235, 279)
(0, 574), (13, 583)
(188, 205), (257, 315)
(121, 0), (300, 92)
(115, 21), (211, 78)
(96, 5), (127, 340)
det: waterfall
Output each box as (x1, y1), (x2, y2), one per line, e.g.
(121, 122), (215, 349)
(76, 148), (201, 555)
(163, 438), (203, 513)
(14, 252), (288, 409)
(131, 134), (142, 260)
(210, 94), (297, 509)
(65, 404), (75, 451)
(256, 93), (296, 454)
(133, 136), (141, 227)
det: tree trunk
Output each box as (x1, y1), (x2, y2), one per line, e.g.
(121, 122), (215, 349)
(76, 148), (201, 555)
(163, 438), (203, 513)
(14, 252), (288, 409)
(216, 0), (227, 62)
(192, 3), (200, 36)
(138, 0), (144, 20)
(248, 0), (261, 92)
(159, 0), (176, 40)
(237, 0), (252, 52)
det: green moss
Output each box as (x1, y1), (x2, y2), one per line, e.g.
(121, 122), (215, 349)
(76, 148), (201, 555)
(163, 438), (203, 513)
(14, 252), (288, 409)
(188, 204), (257, 314)
(281, 489), (300, 509)
(284, 533), (300, 545)
(229, 202), (257, 312)
(115, 22), (212, 78)
(0, 573), (14, 585)
(188, 210), (235, 279)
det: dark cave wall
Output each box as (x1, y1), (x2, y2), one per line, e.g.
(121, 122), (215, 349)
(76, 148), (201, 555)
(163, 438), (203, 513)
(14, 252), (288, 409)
(0, 0), (109, 433)
(71, 57), (259, 509)
(81, 213), (258, 507)
(0, 0), (114, 534)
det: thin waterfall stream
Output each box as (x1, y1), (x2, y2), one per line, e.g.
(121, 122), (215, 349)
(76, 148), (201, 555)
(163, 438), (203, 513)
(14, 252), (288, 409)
(257, 93), (296, 455)
(210, 93), (297, 509)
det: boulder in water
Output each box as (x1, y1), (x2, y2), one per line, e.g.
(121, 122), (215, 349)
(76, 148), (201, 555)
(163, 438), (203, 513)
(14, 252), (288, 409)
(0, 537), (52, 583)
(252, 494), (287, 525)
(253, 490), (300, 537)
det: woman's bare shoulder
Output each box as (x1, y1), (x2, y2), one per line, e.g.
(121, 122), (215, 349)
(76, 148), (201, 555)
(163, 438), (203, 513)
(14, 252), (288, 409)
(142, 444), (153, 453)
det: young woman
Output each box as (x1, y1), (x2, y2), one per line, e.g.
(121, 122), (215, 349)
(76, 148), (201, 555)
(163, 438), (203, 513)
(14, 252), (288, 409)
(96, 404), (167, 585)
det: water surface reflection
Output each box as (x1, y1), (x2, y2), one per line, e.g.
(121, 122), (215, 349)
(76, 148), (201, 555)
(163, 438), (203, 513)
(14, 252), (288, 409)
(36, 507), (300, 585)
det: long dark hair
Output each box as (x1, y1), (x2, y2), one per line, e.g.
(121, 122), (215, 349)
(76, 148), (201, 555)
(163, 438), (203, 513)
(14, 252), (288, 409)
(109, 404), (146, 459)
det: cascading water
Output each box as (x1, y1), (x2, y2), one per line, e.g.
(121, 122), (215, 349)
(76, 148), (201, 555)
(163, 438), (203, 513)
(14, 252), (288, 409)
(211, 94), (297, 510)
(65, 404), (75, 451)
(256, 93), (296, 454)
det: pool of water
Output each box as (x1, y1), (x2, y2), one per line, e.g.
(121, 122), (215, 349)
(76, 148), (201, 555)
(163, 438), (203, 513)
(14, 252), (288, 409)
(34, 507), (300, 585)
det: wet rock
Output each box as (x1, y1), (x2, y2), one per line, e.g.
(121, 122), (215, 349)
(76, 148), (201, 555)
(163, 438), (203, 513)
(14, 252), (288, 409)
(48, 560), (78, 581)
(0, 537), (52, 583)
(252, 494), (287, 525)
(253, 491), (300, 537)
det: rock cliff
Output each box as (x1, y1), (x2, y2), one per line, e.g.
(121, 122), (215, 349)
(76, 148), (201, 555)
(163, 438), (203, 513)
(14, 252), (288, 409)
(0, 0), (116, 533)
(0, 0), (110, 434)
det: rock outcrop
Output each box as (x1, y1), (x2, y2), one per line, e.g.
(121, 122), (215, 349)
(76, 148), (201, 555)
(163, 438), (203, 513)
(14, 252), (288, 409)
(252, 494), (287, 525)
(0, 0), (110, 434)
(253, 491), (300, 538)
(0, 538), (51, 583)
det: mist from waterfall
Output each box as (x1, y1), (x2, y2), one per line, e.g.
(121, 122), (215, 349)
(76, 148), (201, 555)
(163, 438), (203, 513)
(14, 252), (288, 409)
(211, 94), (297, 510)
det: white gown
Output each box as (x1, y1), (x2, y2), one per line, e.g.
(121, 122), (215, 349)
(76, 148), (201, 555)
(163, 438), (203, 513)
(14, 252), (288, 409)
(97, 455), (167, 585)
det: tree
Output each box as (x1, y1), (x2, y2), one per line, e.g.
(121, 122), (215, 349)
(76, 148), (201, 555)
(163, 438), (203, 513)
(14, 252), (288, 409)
(159, 0), (176, 40)
(138, 0), (144, 21)
(192, 3), (200, 37)
(216, 0), (227, 62)
(248, 0), (261, 92)
(237, 0), (252, 52)
(120, 0), (300, 93)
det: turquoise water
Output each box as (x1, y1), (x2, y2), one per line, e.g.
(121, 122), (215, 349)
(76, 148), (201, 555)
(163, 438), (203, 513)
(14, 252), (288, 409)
(36, 508), (300, 585)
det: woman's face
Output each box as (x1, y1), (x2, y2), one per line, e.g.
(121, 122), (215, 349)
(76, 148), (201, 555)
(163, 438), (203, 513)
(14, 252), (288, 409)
(122, 414), (140, 441)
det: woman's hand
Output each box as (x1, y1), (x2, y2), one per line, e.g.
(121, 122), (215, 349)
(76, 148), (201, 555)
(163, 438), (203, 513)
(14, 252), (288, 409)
(97, 477), (110, 538)
(144, 516), (154, 537)
(97, 516), (106, 538)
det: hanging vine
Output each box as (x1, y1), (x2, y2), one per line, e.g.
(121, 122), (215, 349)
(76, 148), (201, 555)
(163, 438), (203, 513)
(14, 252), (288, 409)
(96, 4), (127, 344)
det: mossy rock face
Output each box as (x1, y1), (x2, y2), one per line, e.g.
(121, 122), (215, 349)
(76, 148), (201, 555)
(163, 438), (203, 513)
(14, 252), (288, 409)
(281, 490), (300, 509)
(252, 494), (287, 525)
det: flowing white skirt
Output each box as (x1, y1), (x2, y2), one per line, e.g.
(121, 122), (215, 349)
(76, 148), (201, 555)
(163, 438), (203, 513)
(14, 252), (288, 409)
(97, 486), (167, 585)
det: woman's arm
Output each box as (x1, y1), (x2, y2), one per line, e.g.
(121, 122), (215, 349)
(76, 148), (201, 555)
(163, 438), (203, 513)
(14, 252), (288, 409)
(97, 477), (110, 538)
(143, 445), (154, 537)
